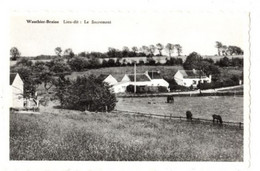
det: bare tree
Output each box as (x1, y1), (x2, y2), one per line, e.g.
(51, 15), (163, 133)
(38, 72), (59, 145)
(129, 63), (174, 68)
(156, 43), (164, 56)
(165, 43), (175, 57)
(215, 41), (223, 56)
(174, 44), (182, 56)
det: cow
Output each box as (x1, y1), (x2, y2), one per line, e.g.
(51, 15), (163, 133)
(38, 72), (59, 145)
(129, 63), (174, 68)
(167, 95), (174, 103)
(212, 114), (223, 125)
(186, 111), (192, 121)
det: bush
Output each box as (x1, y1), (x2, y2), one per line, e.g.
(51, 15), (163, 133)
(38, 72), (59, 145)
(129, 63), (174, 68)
(54, 75), (117, 112)
(68, 57), (89, 71)
(158, 86), (168, 92)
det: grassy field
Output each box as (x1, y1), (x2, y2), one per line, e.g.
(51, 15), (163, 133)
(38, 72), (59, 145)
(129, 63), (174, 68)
(116, 96), (243, 122)
(67, 65), (183, 81)
(10, 107), (243, 161)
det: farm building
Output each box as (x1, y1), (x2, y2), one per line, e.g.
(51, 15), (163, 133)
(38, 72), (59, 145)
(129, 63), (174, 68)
(10, 73), (24, 108)
(102, 71), (169, 93)
(99, 74), (118, 85)
(174, 69), (211, 88)
(146, 71), (169, 87)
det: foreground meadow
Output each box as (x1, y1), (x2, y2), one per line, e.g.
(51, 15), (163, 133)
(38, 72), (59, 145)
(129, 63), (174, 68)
(10, 109), (243, 161)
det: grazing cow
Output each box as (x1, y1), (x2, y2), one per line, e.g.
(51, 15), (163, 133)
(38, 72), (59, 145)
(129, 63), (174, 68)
(212, 114), (223, 125)
(167, 95), (174, 103)
(186, 111), (192, 120)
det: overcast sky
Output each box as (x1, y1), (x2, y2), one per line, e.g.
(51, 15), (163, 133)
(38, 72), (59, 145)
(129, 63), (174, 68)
(10, 11), (249, 57)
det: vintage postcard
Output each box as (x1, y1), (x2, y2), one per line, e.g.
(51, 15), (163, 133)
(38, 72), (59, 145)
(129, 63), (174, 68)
(4, 8), (251, 170)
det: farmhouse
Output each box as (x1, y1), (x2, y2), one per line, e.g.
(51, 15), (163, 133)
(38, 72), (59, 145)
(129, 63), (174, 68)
(102, 71), (169, 93)
(10, 73), (24, 108)
(174, 69), (211, 88)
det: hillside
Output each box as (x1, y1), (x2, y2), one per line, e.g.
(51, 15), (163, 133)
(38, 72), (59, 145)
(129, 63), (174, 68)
(10, 108), (243, 161)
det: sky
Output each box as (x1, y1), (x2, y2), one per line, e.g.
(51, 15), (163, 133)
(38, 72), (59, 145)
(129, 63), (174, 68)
(10, 11), (249, 57)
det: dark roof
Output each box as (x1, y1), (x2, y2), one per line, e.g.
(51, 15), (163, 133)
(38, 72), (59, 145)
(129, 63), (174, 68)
(10, 73), (17, 85)
(98, 74), (110, 81)
(148, 71), (162, 79)
(179, 70), (207, 78)
(127, 74), (151, 82)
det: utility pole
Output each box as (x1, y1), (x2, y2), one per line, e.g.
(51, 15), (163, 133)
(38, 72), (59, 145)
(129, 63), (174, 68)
(134, 62), (136, 93)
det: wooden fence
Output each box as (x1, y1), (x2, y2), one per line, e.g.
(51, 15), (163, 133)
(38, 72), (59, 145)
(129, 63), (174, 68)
(114, 109), (243, 129)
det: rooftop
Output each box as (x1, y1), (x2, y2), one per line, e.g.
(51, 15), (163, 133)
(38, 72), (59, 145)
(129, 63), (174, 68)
(127, 74), (151, 82)
(179, 69), (207, 78)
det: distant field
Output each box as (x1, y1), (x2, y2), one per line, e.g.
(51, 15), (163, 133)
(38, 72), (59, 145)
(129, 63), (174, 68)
(116, 96), (243, 122)
(10, 108), (243, 161)
(67, 65), (183, 81)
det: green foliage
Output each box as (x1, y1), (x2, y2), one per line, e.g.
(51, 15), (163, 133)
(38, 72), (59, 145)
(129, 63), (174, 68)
(16, 66), (36, 97)
(184, 52), (221, 81)
(16, 58), (33, 67)
(183, 52), (203, 70)
(54, 75), (117, 112)
(68, 56), (101, 71)
(165, 57), (183, 66)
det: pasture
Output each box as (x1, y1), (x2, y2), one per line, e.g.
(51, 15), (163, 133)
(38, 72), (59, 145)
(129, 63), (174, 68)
(10, 107), (243, 161)
(67, 65), (183, 80)
(116, 96), (243, 122)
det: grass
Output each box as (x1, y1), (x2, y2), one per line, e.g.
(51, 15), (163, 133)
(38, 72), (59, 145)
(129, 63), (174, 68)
(10, 108), (243, 161)
(116, 96), (243, 123)
(67, 65), (183, 81)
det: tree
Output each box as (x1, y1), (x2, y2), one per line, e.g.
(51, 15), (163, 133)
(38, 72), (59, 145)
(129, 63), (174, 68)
(63, 48), (75, 60)
(174, 44), (182, 56)
(165, 43), (175, 57)
(17, 66), (36, 97)
(227, 46), (244, 55)
(54, 47), (62, 57)
(140, 46), (149, 56)
(107, 47), (117, 57)
(122, 46), (130, 57)
(215, 41), (223, 56)
(54, 75), (117, 112)
(156, 43), (164, 56)
(221, 45), (228, 56)
(148, 45), (156, 56)
(33, 61), (55, 93)
(183, 52), (203, 70)
(10, 47), (21, 60)
(132, 46), (138, 56)
(16, 58), (33, 67)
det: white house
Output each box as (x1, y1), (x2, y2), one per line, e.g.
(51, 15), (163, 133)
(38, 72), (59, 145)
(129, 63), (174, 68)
(109, 71), (169, 93)
(100, 74), (118, 85)
(10, 73), (24, 108)
(174, 69), (211, 88)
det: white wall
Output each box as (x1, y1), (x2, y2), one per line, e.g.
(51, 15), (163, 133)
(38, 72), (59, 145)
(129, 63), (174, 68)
(10, 74), (24, 108)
